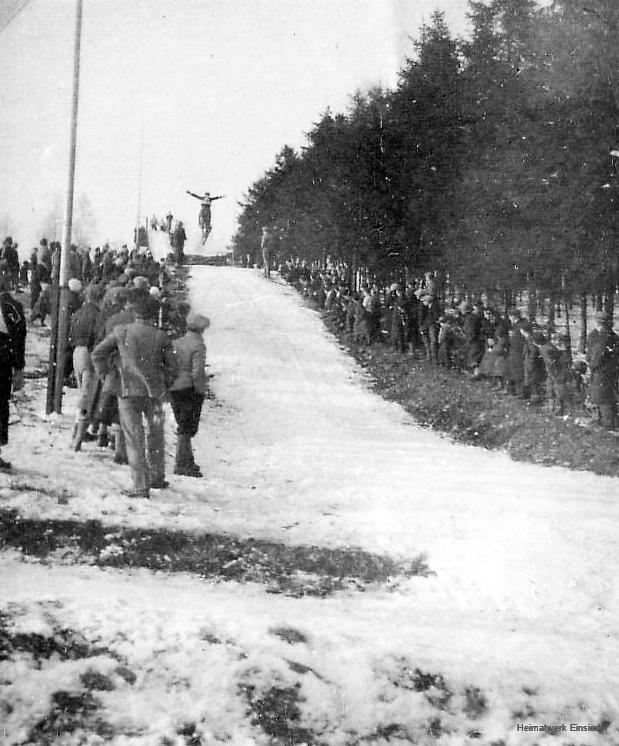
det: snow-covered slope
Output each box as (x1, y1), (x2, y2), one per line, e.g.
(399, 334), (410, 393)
(1, 266), (617, 743)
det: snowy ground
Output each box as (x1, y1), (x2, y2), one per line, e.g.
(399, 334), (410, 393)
(1, 266), (617, 745)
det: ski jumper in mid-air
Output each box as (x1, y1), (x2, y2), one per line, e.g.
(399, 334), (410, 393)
(186, 190), (223, 243)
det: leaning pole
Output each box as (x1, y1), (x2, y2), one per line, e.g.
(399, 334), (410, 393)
(53, 0), (83, 413)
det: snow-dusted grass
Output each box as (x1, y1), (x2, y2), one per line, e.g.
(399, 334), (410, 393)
(1, 268), (618, 744)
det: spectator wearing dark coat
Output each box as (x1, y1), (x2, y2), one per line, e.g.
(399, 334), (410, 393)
(0, 273), (26, 471)
(171, 222), (187, 263)
(1, 238), (19, 289)
(586, 311), (619, 430)
(29, 260), (50, 311)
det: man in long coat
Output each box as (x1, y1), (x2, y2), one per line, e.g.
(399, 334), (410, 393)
(0, 272), (26, 471)
(92, 290), (175, 498)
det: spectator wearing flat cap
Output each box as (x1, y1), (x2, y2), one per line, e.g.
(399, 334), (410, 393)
(169, 312), (209, 477)
(586, 311), (619, 430)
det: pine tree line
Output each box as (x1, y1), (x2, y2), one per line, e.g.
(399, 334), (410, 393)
(232, 1), (618, 315)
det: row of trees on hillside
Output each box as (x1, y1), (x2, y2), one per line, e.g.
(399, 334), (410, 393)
(232, 0), (618, 313)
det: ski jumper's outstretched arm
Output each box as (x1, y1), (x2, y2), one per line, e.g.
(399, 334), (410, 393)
(210, 195), (224, 202)
(186, 190), (203, 201)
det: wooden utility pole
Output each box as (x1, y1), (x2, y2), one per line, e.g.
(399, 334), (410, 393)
(52, 0), (83, 412)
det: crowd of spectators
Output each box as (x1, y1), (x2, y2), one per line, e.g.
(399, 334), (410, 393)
(278, 258), (619, 430)
(0, 234), (210, 496)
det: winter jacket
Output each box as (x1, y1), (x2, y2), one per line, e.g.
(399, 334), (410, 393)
(92, 318), (175, 399)
(68, 301), (103, 350)
(169, 330), (207, 394)
(0, 291), (26, 370)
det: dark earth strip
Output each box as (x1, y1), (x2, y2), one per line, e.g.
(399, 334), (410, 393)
(319, 310), (619, 478)
(0, 509), (431, 596)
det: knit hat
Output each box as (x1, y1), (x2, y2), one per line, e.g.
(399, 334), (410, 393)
(186, 312), (210, 332)
(68, 278), (82, 293)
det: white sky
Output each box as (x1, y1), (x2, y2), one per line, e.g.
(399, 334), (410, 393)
(0, 0), (469, 254)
